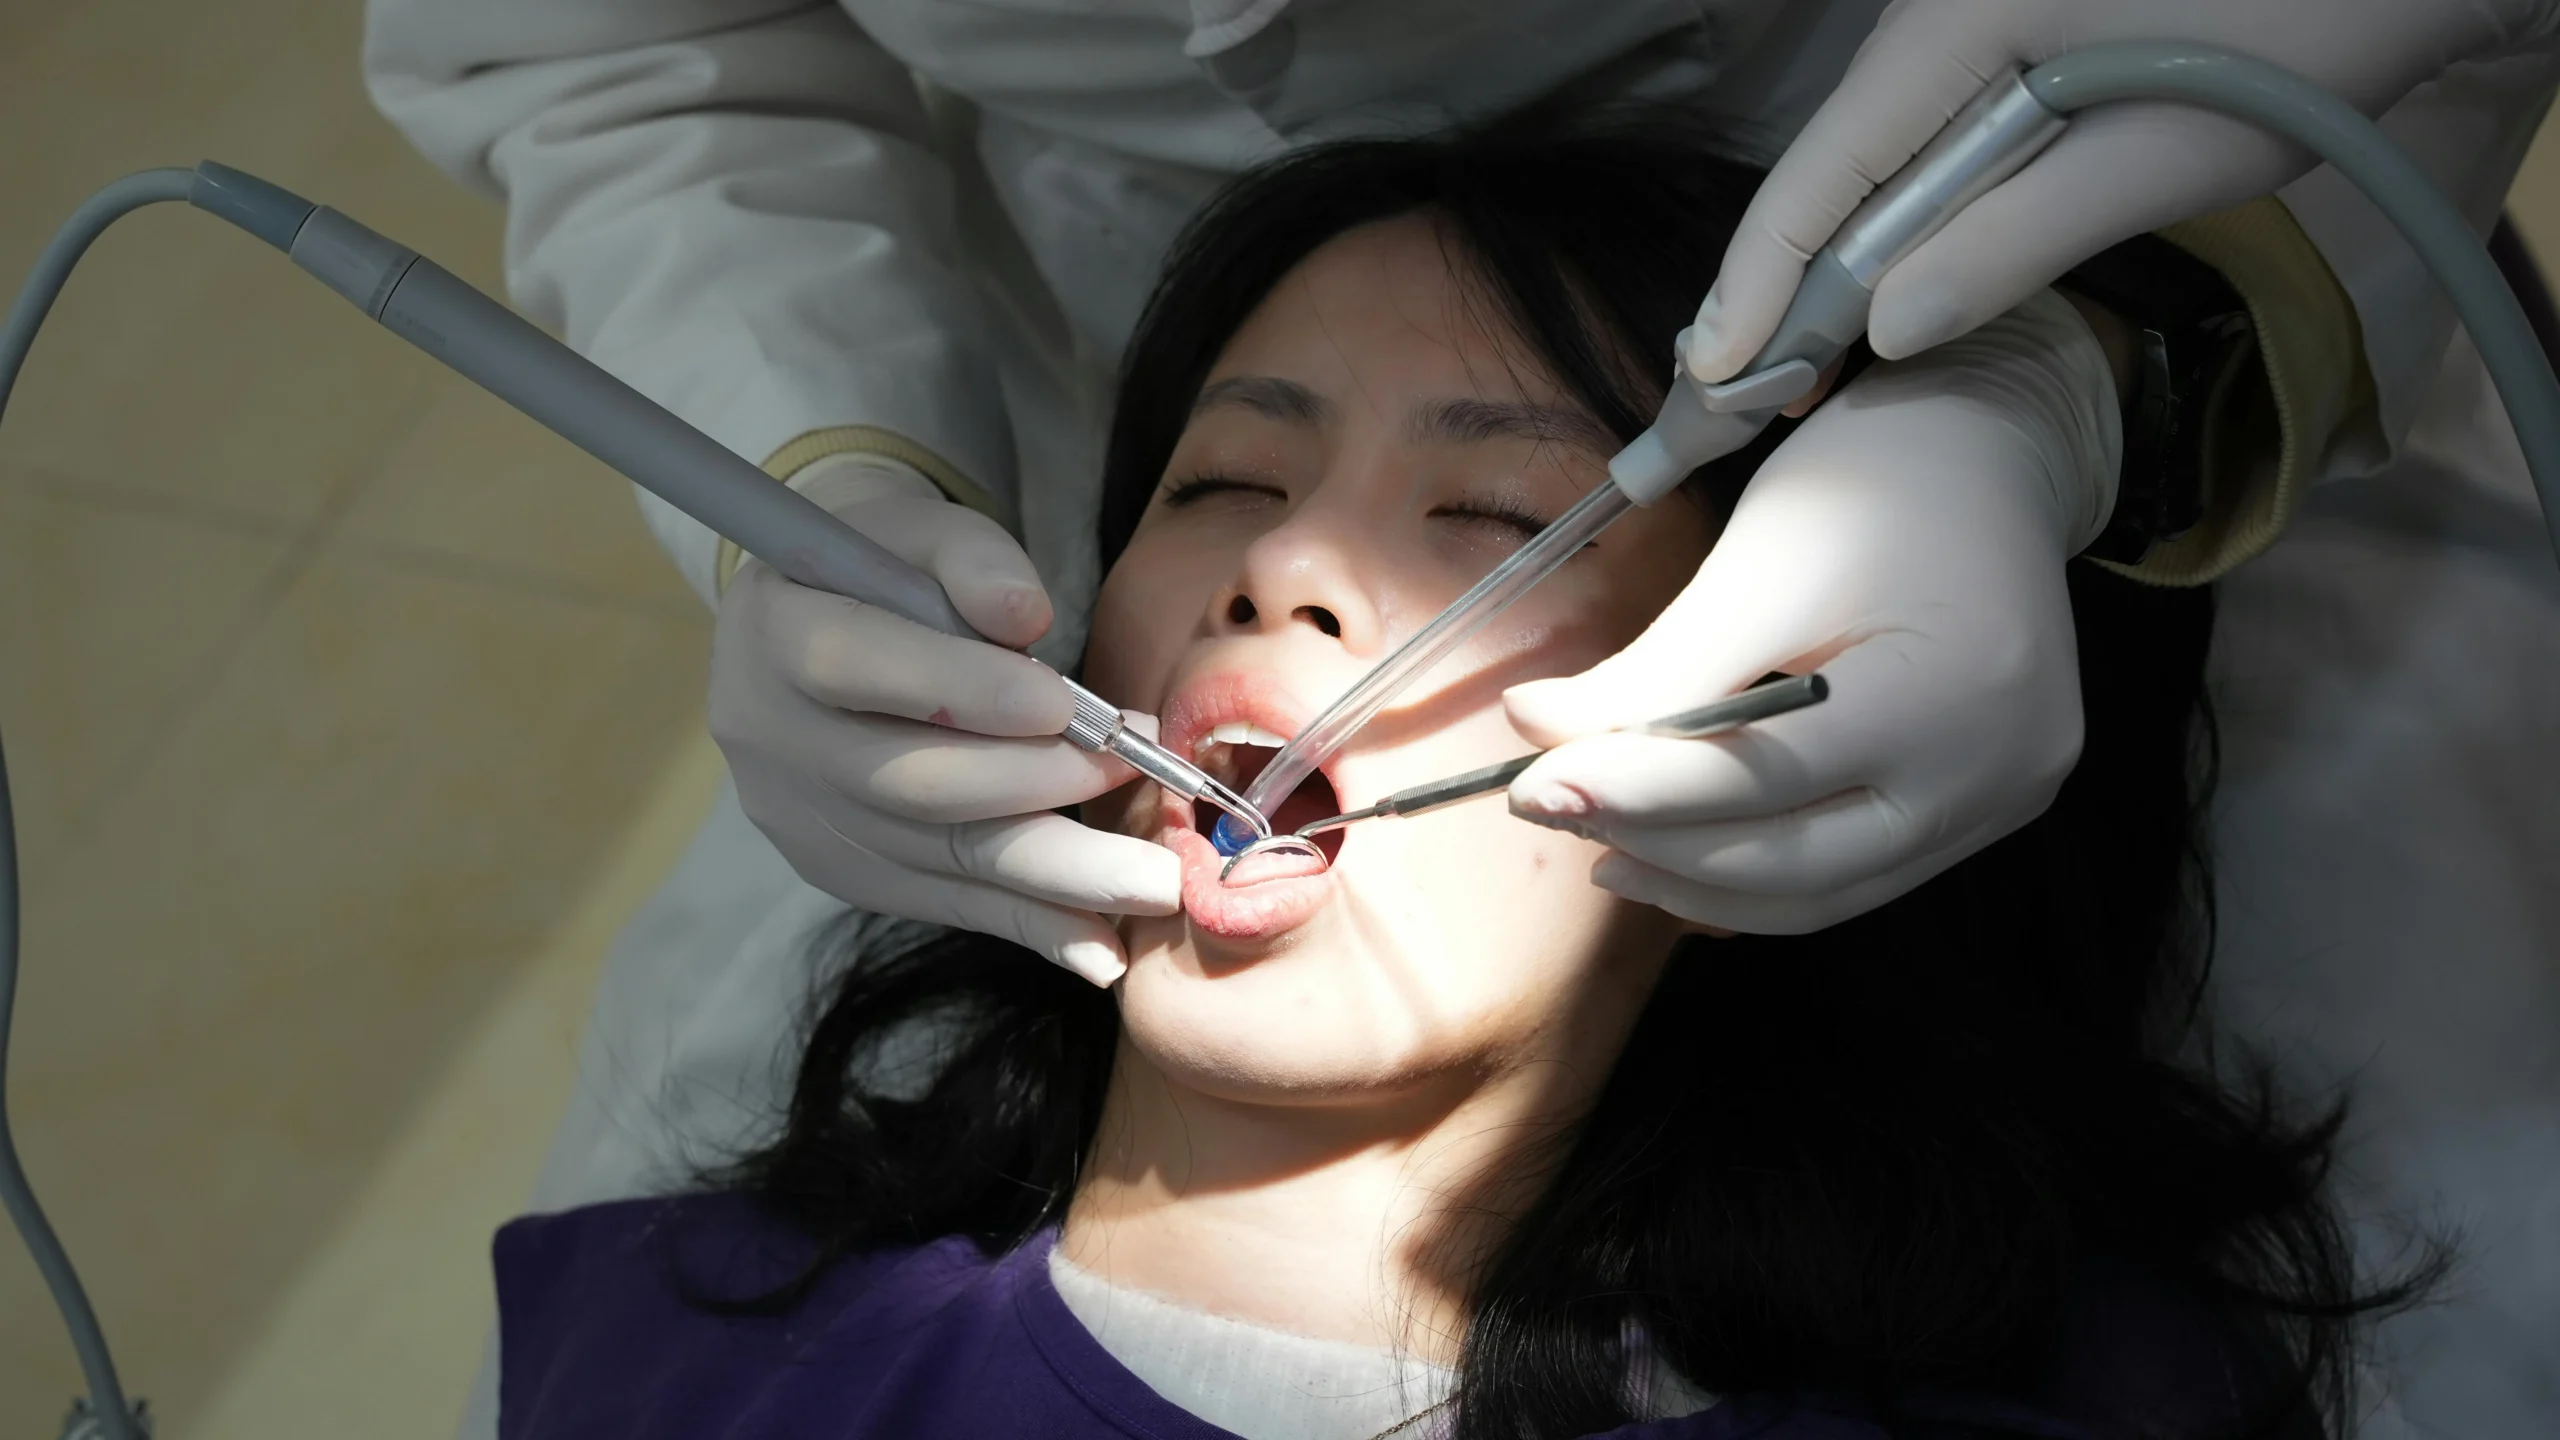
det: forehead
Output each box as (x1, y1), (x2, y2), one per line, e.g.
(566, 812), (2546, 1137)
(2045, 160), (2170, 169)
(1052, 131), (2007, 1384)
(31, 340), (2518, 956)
(1206, 211), (1565, 409)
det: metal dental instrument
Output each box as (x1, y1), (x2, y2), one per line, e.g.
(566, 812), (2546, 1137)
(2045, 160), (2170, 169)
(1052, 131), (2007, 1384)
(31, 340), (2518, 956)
(1219, 673), (1829, 880)
(182, 163), (1271, 845)
(1214, 68), (2069, 856)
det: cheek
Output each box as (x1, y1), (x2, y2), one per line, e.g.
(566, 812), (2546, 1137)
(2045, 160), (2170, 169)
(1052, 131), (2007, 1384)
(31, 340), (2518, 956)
(1084, 536), (1221, 709)
(1349, 796), (1635, 1010)
(1613, 506), (1718, 622)
(1464, 520), (1715, 686)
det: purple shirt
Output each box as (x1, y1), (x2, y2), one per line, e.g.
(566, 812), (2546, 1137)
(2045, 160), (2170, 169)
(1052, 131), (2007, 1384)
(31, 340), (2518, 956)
(493, 1194), (2260, 1440)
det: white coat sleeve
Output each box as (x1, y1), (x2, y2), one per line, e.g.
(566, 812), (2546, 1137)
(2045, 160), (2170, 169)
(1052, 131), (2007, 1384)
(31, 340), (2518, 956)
(363, 0), (1016, 604)
(2284, 45), (2560, 482)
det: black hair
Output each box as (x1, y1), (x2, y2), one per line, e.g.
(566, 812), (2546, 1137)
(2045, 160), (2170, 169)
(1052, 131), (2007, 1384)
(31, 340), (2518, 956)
(708, 107), (2432, 1438)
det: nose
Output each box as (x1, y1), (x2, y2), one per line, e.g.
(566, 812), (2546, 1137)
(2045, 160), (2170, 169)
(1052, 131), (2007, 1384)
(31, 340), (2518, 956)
(1209, 511), (1388, 655)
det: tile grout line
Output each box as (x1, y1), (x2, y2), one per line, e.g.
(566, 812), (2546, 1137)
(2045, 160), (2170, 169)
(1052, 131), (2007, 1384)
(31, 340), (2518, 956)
(15, 456), (703, 621)
(32, 401), (419, 879)
(17, 463), (305, 540)
(184, 729), (727, 1440)
(344, 538), (706, 623)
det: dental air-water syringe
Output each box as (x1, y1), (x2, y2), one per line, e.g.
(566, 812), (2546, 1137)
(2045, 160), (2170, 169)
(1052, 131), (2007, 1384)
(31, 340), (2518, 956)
(1211, 67), (2071, 854)
(7, 43), (2560, 1440)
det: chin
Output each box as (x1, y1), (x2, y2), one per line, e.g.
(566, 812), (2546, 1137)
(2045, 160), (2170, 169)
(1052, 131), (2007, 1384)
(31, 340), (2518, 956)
(1112, 923), (1465, 1105)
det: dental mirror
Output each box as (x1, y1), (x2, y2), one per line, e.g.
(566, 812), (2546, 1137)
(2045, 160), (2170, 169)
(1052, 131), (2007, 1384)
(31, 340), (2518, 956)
(1216, 831), (1331, 883)
(1215, 673), (1828, 886)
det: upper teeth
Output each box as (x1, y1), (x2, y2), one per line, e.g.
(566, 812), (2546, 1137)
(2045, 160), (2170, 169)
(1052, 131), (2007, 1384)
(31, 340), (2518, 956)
(1200, 721), (1290, 753)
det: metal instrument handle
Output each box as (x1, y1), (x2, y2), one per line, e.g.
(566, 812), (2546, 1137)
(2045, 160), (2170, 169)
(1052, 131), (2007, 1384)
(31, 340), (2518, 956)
(1356, 673), (1832, 826)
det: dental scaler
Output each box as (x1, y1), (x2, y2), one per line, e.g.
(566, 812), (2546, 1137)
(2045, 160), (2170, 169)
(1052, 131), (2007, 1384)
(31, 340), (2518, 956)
(1211, 68), (2069, 856)
(170, 164), (1271, 841)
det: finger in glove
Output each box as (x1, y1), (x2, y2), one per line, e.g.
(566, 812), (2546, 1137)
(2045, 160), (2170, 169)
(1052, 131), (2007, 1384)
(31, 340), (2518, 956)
(833, 492), (1057, 649)
(1589, 845), (1970, 938)
(779, 773), (1180, 917)
(765, 579), (1070, 736)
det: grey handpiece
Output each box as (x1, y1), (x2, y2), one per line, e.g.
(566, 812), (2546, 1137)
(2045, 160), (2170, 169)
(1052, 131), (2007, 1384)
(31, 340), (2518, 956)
(193, 163), (1264, 831)
(1608, 69), (2068, 503)
(279, 196), (979, 635)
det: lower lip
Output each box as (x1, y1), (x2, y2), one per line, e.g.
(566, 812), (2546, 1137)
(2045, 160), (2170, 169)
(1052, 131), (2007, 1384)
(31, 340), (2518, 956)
(1162, 822), (1334, 940)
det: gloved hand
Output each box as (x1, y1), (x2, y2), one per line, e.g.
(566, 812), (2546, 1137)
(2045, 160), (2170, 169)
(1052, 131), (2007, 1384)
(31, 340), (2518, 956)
(1686, 0), (2558, 379)
(710, 455), (1179, 984)
(1503, 291), (2119, 933)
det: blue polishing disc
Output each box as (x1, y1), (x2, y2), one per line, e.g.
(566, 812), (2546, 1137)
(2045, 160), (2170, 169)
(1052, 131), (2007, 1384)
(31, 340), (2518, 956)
(1210, 812), (1257, 857)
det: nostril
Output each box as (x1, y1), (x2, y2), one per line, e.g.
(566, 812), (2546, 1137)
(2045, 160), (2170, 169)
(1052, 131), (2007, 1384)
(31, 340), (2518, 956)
(1227, 594), (1257, 625)
(1293, 605), (1341, 638)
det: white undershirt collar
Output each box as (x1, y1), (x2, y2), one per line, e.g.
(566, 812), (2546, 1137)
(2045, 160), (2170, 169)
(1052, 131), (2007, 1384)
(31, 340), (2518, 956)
(1046, 1245), (1714, 1440)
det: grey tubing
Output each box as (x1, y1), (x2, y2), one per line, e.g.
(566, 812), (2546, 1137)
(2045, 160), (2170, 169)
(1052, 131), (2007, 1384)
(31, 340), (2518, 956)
(0, 173), (192, 1440)
(189, 161), (316, 253)
(2024, 42), (2560, 567)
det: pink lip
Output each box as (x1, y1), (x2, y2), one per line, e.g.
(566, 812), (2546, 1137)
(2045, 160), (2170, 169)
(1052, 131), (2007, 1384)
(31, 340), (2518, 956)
(1148, 670), (1349, 940)
(1156, 671), (1315, 768)
(1161, 823), (1335, 940)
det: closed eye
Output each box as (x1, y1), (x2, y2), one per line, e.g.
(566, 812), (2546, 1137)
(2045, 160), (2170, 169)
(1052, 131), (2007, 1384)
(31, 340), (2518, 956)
(1161, 474), (1287, 507)
(1429, 496), (1549, 542)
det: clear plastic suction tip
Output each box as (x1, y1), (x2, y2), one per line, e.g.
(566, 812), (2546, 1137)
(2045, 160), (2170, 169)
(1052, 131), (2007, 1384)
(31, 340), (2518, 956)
(1239, 481), (1636, 820)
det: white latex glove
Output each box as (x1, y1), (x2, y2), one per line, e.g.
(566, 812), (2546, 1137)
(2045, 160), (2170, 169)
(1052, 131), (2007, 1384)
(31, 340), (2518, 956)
(1503, 291), (2120, 933)
(710, 456), (1179, 985)
(1686, 0), (2559, 379)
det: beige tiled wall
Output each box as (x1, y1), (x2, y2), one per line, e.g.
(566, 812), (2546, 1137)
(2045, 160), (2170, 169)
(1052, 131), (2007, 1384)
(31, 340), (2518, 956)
(0, 0), (714, 1435)
(3, 9), (2559, 1440)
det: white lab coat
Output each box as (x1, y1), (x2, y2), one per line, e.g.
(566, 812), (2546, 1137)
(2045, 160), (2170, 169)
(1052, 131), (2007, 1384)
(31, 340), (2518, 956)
(358, 3), (2560, 1434)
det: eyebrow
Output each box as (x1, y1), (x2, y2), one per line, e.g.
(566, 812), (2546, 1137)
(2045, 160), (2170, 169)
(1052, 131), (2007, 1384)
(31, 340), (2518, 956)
(1189, 376), (1618, 457)
(1192, 375), (1331, 424)
(1408, 396), (1618, 456)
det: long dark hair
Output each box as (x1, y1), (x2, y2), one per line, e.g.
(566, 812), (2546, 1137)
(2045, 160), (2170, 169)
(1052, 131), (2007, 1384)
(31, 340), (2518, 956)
(710, 108), (2429, 1437)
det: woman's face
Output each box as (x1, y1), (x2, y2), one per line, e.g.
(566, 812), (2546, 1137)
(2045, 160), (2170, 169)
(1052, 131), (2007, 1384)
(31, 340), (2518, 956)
(1083, 212), (1714, 1103)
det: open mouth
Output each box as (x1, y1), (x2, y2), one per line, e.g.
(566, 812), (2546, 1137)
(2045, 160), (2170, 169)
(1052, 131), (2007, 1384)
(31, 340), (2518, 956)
(1188, 726), (1346, 868)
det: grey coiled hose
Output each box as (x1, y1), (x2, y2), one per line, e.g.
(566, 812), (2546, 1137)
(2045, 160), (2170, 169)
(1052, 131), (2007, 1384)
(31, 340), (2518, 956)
(2025, 43), (2560, 561)
(1, 45), (2556, 1440)
(0, 169), (197, 1440)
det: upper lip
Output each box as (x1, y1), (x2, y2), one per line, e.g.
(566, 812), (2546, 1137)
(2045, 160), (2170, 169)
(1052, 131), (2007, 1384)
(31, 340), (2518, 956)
(1154, 671), (1350, 823)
